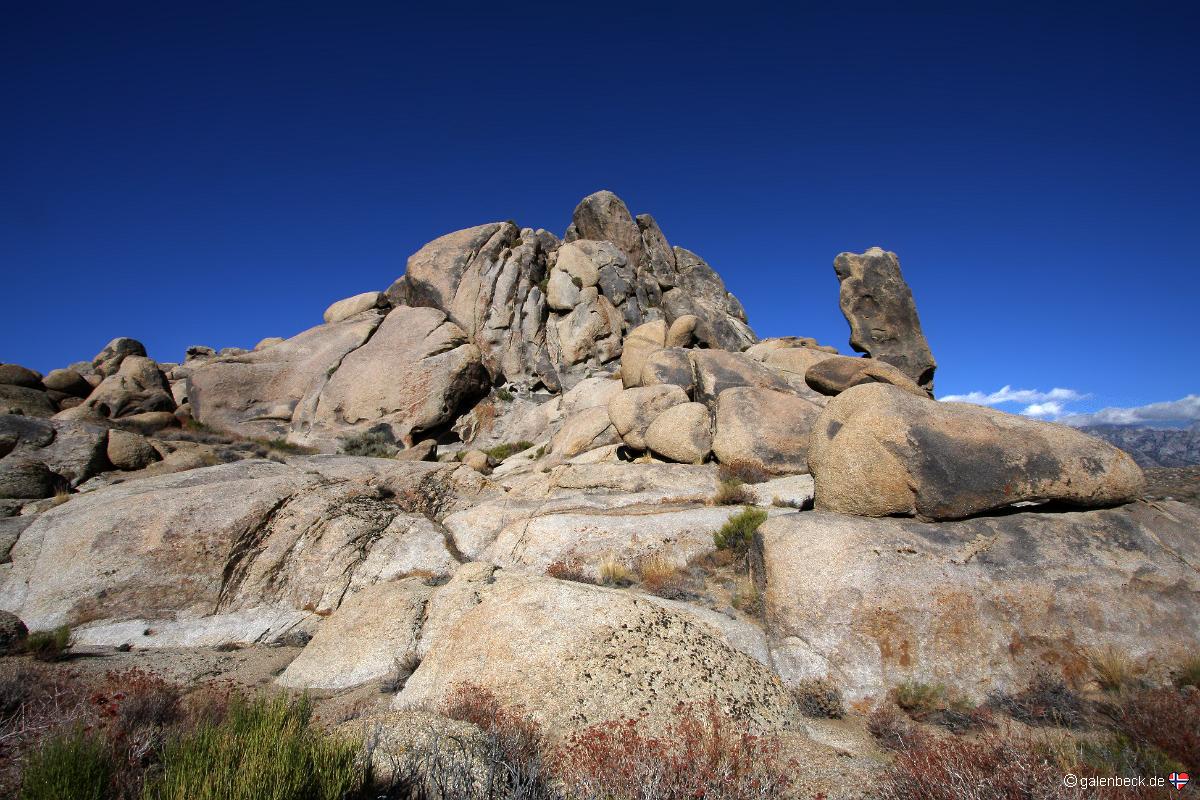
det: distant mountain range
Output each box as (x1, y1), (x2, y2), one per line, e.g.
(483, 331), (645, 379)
(1078, 424), (1200, 468)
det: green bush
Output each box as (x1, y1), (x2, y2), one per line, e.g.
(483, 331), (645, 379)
(893, 681), (947, 716)
(484, 441), (534, 461)
(340, 429), (397, 459)
(713, 508), (767, 553)
(494, 388), (514, 403)
(142, 694), (362, 800)
(25, 626), (70, 662)
(20, 728), (113, 800)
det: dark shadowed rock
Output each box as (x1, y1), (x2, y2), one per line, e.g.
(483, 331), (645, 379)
(571, 190), (645, 270)
(0, 385), (55, 417)
(662, 248), (756, 351)
(0, 457), (64, 499)
(42, 369), (91, 398)
(804, 354), (926, 398)
(640, 348), (695, 394)
(0, 365), (44, 390)
(834, 248), (936, 393)
(808, 384), (1146, 520)
(0, 609), (27, 654)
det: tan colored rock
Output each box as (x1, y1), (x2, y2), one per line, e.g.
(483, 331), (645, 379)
(278, 578), (432, 689)
(665, 314), (698, 347)
(395, 572), (798, 738)
(619, 319), (667, 388)
(607, 385), (689, 451)
(554, 240), (613, 288)
(545, 269), (581, 311)
(804, 355), (927, 398)
(106, 429), (161, 471)
(322, 291), (387, 324)
(91, 338), (147, 378)
(550, 289), (623, 367)
(254, 337), (285, 350)
(549, 406), (620, 459)
(753, 502), (1200, 700)
(712, 387), (822, 475)
(394, 440), (437, 462)
(41, 369), (90, 398)
(78, 356), (175, 419)
(808, 383), (1146, 520)
(644, 402), (712, 464)
(307, 306), (489, 446)
(0, 365), (43, 389)
(461, 450), (491, 474)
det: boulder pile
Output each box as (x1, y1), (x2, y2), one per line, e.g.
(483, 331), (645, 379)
(1, 190), (1192, 784)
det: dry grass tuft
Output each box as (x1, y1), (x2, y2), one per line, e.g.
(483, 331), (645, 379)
(1087, 645), (1143, 692)
(597, 555), (633, 587)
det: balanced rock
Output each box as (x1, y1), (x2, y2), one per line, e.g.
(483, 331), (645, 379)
(753, 502), (1200, 700)
(804, 354), (926, 398)
(834, 248), (936, 393)
(808, 383), (1145, 520)
(607, 385), (690, 451)
(645, 402), (712, 464)
(712, 387), (822, 475)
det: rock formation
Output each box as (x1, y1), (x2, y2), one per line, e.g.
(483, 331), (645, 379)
(1, 190), (1191, 799)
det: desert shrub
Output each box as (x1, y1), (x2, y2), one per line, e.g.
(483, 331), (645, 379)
(380, 654), (420, 695)
(1104, 685), (1199, 769)
(430, 684), (552, 799)
(712, 478), (753, 506)
(24, 626), (70, 662)
(597, 556), (633, 588)
(873, 732), (1067, 800)
(1172, 654), (1200, 689)
(990, 675), (1085, 728)
(1087, 645), (1142, 692)
(1076, 732), (1184, 783)
(142, 694), (363, 800)
(253, 438), (317, 455)
(866, 704), (916, 751)
(341, 428), (398, 458)
(19, 728), (113, 800)
(483, 441), (534, 462)
(635, 554), (696, 600)
(546, 559), (595, 585)
(712, 508), (767, 553)
(555, 699), (794, 800)
(495, 388), (514, 403)
(792, 677), (844, 719)
(717, 462), (770, 485)
(892, 681), (946, 717)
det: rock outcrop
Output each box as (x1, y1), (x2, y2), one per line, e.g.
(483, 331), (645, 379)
(808, 384), (1146, 519)
(834, 248), (936, 394)
(753, 501), (1200, 700)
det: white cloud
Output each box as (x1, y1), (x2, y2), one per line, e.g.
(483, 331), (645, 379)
(1057, 395), (1200, 427)
(1022, 401), (1063, 417)
(940, 385), (1086, 406)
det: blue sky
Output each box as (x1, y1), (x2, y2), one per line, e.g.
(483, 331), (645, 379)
(3, 2), (1197, 425)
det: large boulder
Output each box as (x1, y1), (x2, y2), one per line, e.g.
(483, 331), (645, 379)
(834, 248), (936, 393)
(549, 406), (620, 460)
(619, 319), (667, 388)
(661, 248), (757, 352)
(808, 384), (1146, 520)
(92, 337), (148, 378)
(0, 415), (110, 491)
(0, 385), (55, 417)
(41, 369), (91, 398)
(570, 190), (646, 271)
(690, 350), (792, 408)
(804, 354), (926, 398)
(645, 402), (712, 464)
(323, 291), (388, 323)
(394, 571), (798, 738)
(548, 289), (623, 368)
(304, 306), (489, 447)
(188, 313), (383, 440)
(106, 429), (161, 471)
(0, 458), (64, 500)
(78, 356), (175, 419)
(639, 347), (695, 394)
(712, 388), (822, 475)
(0, 609), (27, 654)
(0, 458), (483, 632)
(0, 365), (44, 389)
(753, 502), (1200, 700)
(607, 385), (689, 451)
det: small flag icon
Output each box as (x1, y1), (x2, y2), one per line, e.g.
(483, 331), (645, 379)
(1169, 772), (1190, 790)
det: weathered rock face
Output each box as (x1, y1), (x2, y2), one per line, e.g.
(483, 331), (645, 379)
(0, 415), (110, 493)
(76, 355), (175, 419)
(834, 248), (936, 394)
(753, 502), (1200, 700)
(645, 402), (712, 464)
(0, 385), (56, 417)
(0, 365), (44, 390)
(394, 571), (798, 738)
(607, 385), (689, 451)
(106, 429), (161, 471)
(690, 350), (791, 408)
(808, 384), (1146, 520)
(804, 354), (926, 398)
(303, 306), (489, 447)
(661, 248), (756, 352)
(187, 313), (384, 441)
(620, 320), (667, 389)
(91, 337), (148, 378)
(323, 291), (388, 324)
(712, 388), (823, 475)
(0, 458), (489, 634)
